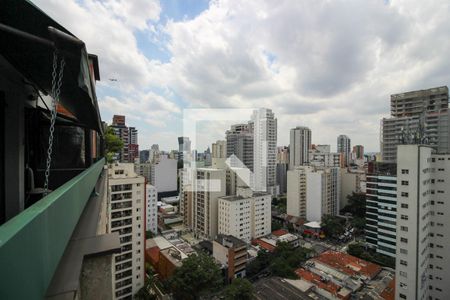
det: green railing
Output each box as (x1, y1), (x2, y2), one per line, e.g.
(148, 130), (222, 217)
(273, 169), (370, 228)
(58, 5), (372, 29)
(0, 158), (105, 300)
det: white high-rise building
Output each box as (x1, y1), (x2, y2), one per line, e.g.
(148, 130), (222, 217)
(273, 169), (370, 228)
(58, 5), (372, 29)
(149, 155), (177, 193)
(289, 126), (311, 168)
(395, 145), (450, 300)
(108, 164), (145, 299)
(146, 184), (158, 235)
(218, 187), (271, 243)
(287, 166), (340, 222)
(337, 135), (351, 167)
(252, 108), (278, 195)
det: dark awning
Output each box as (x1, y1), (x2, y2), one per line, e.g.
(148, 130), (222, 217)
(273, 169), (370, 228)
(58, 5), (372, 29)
(0, 0), (103, 135)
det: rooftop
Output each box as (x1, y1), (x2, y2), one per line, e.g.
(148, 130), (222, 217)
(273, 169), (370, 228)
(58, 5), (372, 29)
(295, 268), (345, 297)
(215, 234), (247, 249)
(252, 239), (276, 252)
(272, 229), (289, 237)
(313, 251), (382, 280)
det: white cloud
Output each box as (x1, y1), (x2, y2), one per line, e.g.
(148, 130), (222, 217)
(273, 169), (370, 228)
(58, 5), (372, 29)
(34, 0), (450, 151)
(157, 0), (450, 150)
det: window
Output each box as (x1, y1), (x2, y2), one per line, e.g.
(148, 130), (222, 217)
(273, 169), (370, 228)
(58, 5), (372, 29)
(401, 237), (408, 243)
(401, 181), (409, 186)
(401, 203), (409, 209)
(401, 192), (409, 197)
(400, 226), (408, 232)
(399, 294), (406, 299)
(399, 271), (407, 278)
(401, 169), (409, 174)
(400, 260), (408, 266)
(400, 248), (408, 254)
(401, 215), (409, 220)
(400, 282), (407, 289)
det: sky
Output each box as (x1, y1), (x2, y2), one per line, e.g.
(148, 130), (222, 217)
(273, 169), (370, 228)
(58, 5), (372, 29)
(34, 0), (450, 152)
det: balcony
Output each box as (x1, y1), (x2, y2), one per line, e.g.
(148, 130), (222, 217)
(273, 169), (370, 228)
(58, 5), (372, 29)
(0, 159), (120, 299)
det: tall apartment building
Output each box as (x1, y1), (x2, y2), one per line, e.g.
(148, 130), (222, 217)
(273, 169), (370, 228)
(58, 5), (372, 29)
(110, 115), (139, 163)
(212, 140), (227, 158)
(192, 168), (226, 239)
(146, 184), (158, 235)
(352, 145), (364, 160)
(252, 108), (278, 195)
(218, 187), (271, 242)
(365, 162), (397, 258)
(309, 144), (341, 168)
(111, 115), (129, 162)
(395, 145), (450, 300)
(382, 86), (450, 162)
(108, 164), (145, 299)
(149, 144), (160, 163)
(226, 123), (254, 171)
(277, 146), (289, 164)
(178, 137), (191, 163)
(128, 127), (139, 163)
(276, 163), (288, 194)
(287, 166), (340, 221)
(289, 126), (311, 168)
(337, 135), (351, 167)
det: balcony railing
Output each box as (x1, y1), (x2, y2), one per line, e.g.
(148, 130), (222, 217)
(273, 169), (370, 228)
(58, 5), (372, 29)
(0, 159), (105, 300)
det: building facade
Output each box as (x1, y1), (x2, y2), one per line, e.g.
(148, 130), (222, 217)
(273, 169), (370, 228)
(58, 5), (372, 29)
(287, 166), (340, 222)
(337, 135), (351, 167)
(213, 235), (248, 283)
(146, 184), (158, 235)
(395, 145), (450, 300)
(252, 108), (278, 195)
(218, 187), (271, 242)
(225, 123), (254, 171)
(149, 155), (177, 193)
(192, 168), (226, 239)
(382, 86), (450, 162)
(178, 137), (191, 163)
(108, 164), (145, 299)
(276, 163), (288, 194)
(289, 126), (311, 168)
(365, 163), (397, 258)
(309, 145), (341, 168)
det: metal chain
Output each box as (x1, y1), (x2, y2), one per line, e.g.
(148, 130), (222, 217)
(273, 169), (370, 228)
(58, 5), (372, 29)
(43, 51), (65, 196)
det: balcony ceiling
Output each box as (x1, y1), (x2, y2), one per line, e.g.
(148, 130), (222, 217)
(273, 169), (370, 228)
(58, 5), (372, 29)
(0, 0), (103, 134)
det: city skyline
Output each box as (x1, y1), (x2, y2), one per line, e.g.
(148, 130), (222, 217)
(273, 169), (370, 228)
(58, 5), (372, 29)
(33, 0), (450, 151)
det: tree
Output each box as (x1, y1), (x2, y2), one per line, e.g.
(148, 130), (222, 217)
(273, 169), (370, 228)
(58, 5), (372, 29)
(135, 277), (157, 300)
(105, 126), (123, 163)
(146, 230), (155, 239)
(351, 217), (365, 233)
(347, 242), (365, 257)
(321, 215), (345, 239)
(224, 278), (254, 300)
(342, 192), (366, 218)
(169, 253), (223, 300)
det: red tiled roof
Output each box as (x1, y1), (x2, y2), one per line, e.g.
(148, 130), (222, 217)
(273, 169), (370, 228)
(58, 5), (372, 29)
(252, 239), (275, 252)
(272, 229), (289, 237)
(380, 278), (395, 300)
(313, 251), (381, 279)
(295, 268), (342, 296)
